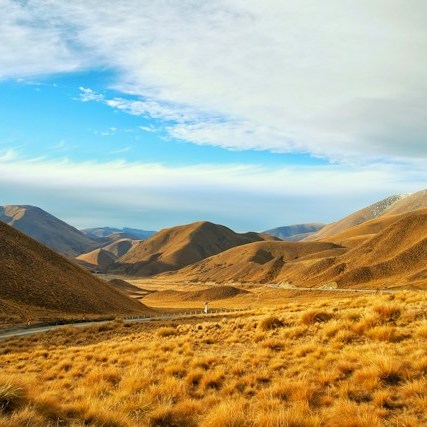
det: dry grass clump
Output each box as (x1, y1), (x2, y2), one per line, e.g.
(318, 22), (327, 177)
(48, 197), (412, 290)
(1, 291), (427, 425)
(301, 309), (334, 324)
(258, 316), (285, 331)
(157, 326), (178, 337)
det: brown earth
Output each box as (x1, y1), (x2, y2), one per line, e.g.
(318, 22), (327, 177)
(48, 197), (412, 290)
(114, 221), (278, 276)
(0, 221), (150, 325)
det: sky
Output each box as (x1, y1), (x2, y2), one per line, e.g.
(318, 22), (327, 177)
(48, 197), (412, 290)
(0, 0), (426, 232)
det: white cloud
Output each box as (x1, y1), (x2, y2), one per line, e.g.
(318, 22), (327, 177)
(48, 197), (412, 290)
(0, 152), (425, 230)
(1, 1), (427, 161)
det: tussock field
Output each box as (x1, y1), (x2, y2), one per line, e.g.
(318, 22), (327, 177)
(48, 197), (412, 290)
(1, 291), (427, 426)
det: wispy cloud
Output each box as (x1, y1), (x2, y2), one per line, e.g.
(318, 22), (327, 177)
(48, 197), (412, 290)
(0, 152), (425, 229)
(1, 1), (427, 162)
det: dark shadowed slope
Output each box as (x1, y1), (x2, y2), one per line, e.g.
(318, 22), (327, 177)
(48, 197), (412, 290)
(0, 205), (100, 257)
(0, 221), (148, 321)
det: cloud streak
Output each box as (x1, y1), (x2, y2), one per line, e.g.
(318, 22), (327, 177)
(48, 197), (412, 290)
(1, 0), (427, 161)
(0, 151), (425, 230)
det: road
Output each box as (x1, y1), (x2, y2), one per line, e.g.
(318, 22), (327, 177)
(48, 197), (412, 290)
(0, 286), (404, 341)
(0, 309), (246, 341)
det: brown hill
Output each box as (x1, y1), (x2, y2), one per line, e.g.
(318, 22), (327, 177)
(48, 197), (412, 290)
(0, 221), (149, 323)
(167, 208), (427, 290)
(146, 286), (248, 302)
(75, 248), (118, 271)
(307, 189), (427, 241)
(322, 213), (405, 248)
(170, 240), (344, 284)
(303, 208), (427, 289)
(75, 238), (138, 271)
(0, 205), (100, 257)
(114, 221), (278, 276)
(306, 194), (409, 241)
(385, 189), (427, 215)
(102, 238), (136, 257)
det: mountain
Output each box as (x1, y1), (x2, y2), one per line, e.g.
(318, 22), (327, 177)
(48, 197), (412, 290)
(263, 223), (325, 241)
(113, 221), (278, 276)
(82, 226), (156, 241)
(0, 205), (100, 257)
(167, 208), (427, 290)
(0, 221), (149, 323)
(303, 207), (427, 289)
(75, 238), (137, 271)
(307, 189), (427, 241)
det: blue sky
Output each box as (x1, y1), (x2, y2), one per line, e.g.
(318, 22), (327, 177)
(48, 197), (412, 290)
(0, 1), (426, 231)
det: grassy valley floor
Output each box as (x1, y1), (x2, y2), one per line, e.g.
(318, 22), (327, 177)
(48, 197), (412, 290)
(1, 291), (427, 426)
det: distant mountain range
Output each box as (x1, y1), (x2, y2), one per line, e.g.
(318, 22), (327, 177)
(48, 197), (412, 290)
(81, 227), (156, 241)
(263, 223), (325, 241)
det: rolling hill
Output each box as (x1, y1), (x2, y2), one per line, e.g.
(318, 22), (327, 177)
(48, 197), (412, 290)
(75, 238), (137, 271)
(263, 223), (325, 241)
(114, 221), (278, 276)
(168, 240), (345, 284)
(0, 205), (100, 257)
(307, 188), (427, 241)
(167, 208), (427, 290)
(0, 221), (149, 323)
(302, 207), (427, 289)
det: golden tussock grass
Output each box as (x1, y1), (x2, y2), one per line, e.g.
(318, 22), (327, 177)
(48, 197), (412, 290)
(1, 291), (427, 426)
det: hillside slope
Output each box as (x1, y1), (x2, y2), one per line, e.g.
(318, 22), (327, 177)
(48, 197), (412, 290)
(167, 208), (427, 290)
(0, 221), (148, 322)
(76, 239), (137, 271)
(0, 205), (99, 257)
(307, 189), (427, 241)
(115, 221), (278, 276)
(303, 208), (427, 289)
(169, 240), (344, 284)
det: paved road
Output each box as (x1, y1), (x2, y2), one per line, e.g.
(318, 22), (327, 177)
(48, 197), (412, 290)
(0, 309), (246, 341)
(265, 285), (396, 293)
